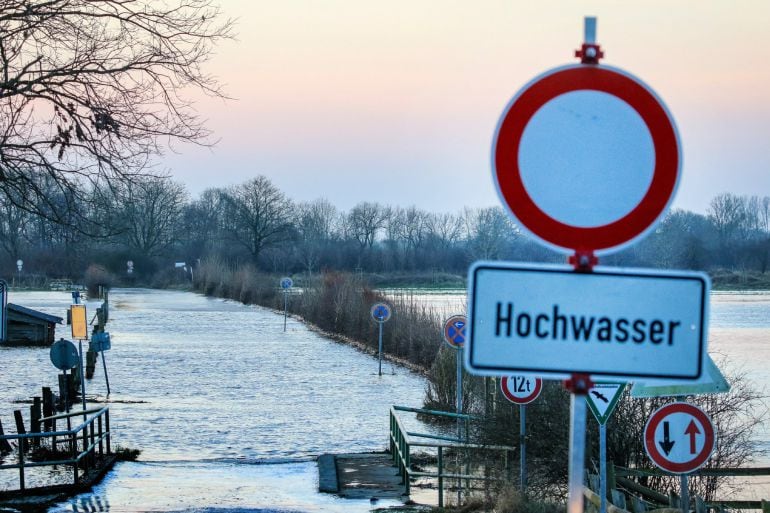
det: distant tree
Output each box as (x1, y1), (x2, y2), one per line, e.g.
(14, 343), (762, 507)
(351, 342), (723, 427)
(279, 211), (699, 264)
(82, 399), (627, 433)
(463, 206), (517, 260)
(116, 177), (188, 257)
(0, 0), (232, 228)
(294, 198), (338, 275)
(179, 188), (226, 261)
(220, 177), (294, 267)
(347, 202), (388, 250)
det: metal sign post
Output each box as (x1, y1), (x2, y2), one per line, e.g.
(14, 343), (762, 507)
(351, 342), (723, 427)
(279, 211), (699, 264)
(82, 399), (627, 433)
(500, 376), (542, 492)
(90, 332), (112, 395)
(443, 315), (467, 416)
(50, 338), (79, 427)
(371, 303), (392, 376)
(280, 277), (293, 332)
(644, 402), (716, 513)
(464, 16), (691, 513)
(586, 382), (626, 513)
(443, 314), (468, 505)
(0, 280), (7, 342)
(69, 303), (89, 414)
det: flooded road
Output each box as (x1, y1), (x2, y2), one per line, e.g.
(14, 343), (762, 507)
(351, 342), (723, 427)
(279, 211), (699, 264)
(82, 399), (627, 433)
(1, 289), (430, 511)
(2, 287), (770, 510)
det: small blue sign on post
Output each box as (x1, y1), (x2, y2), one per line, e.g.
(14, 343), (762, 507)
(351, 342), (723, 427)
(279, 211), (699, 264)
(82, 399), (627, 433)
(371, 302), (392, 376)
(371, 303), (391, 323)
(89, 332), (112, 353)
(280, 277), (293, 332)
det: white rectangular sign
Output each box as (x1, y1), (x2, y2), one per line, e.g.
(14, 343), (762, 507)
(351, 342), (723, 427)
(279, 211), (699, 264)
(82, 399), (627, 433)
(465, 261), (710, 381)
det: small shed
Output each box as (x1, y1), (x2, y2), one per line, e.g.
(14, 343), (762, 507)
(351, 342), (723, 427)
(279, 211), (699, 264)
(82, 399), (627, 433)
(4, 303), (63, 346)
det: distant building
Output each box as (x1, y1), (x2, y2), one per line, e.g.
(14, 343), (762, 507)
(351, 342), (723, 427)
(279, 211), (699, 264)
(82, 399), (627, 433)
(4, 303), (63, 346)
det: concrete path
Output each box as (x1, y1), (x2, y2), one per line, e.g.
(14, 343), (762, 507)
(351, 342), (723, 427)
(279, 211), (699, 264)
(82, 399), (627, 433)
(318, 453), (406, 500)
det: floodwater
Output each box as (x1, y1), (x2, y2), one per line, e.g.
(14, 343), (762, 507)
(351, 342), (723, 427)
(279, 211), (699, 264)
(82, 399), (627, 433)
(0, 289), (431, 512)
(1, 287), (769, 510)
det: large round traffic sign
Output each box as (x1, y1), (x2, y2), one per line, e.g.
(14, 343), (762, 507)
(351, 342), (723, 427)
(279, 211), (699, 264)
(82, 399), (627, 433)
(371, 302), (391, 323)
(443, 315), (467, 349)
(644, 402), (716, 474)
(50, 339), (79, 371)
(493, 64), (680, 254)
(500, 375), (543, 405)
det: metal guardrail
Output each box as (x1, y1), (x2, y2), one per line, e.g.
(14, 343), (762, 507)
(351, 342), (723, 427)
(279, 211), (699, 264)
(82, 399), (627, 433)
(0, 407), (111, 491)
(389, 405), (516, 508)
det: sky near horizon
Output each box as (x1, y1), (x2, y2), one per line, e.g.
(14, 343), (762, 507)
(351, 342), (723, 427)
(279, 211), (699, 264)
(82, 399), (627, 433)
(163, 1), (770, 215)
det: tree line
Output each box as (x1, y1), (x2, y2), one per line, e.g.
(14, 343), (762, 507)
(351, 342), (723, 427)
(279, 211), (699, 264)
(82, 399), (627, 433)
(0, 173), (768, 282)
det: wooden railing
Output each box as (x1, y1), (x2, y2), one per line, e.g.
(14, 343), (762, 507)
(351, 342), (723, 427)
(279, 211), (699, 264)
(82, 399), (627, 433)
(587, 466), (770, 513)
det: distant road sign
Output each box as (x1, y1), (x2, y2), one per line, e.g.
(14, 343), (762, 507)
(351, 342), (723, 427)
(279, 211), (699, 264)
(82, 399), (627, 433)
(493, 64), (680, 254)
(631, 355), (729, 398)
(71, 304), (88, 340)
(644, 402), (716, 474)
(466, 261), (709, 381)
(280, 277), (293, 289)
(89, 332), (111, 352)
(501, 376), (543, 405)
(586, 382), (626, 425)
(50, 339), (79, 370)
(443, 315), (467, 349)
(371, 303), (391, 323)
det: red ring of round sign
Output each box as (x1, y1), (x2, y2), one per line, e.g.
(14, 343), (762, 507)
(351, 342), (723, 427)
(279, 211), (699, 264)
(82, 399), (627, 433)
(493, 64), (681, 253)
(500, 376), (543, 405)
(643, 402), (716, 474)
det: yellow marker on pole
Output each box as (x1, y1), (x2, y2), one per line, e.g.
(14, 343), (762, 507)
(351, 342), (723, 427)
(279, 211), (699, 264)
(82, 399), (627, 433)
(71, 304), (87, 339)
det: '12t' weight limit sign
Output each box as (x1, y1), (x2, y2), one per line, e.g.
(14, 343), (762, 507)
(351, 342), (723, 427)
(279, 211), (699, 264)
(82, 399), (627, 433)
(501, 375), (543, 405)
(493, 64), (681, 254)
(644, 402), (716, 474)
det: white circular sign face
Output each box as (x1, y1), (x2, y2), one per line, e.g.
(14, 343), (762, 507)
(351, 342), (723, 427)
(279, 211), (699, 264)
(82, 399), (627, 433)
(519, 90), (655, 228)
(493, 64), (681, 254)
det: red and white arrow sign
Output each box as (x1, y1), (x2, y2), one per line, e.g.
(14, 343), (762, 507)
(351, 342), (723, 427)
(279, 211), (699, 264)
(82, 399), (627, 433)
(644, 402), (716, 474)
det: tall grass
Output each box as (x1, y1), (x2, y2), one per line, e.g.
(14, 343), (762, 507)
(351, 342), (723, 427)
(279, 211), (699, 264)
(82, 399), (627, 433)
(194, 259), (443, 370)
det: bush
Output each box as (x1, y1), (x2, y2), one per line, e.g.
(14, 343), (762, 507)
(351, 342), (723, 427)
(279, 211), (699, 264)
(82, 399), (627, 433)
(83, 264), (115, 296)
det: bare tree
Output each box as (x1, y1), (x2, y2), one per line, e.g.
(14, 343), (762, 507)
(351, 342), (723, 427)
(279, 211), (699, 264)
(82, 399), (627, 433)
(117, 177), (188, 257)
(347, 202), (388, 250)
(0, 0), (232, 228)
(462, 206), (517, 260)
(220, 176), (294, 266)
(295, 198), (337, 275)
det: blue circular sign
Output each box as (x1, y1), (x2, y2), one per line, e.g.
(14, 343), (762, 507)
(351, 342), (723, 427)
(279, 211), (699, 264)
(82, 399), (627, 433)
(371, 302), (391, 323)
(443, 315), (467, 349)
(280, 277), (293, 290)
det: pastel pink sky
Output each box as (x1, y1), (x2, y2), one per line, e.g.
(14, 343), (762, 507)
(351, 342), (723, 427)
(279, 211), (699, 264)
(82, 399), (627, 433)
(164, 1), (770, 214)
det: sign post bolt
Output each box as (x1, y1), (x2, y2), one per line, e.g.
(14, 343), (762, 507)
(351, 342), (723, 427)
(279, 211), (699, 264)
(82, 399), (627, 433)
(575, 16), (604, 64)
(569, 250), (598, 272)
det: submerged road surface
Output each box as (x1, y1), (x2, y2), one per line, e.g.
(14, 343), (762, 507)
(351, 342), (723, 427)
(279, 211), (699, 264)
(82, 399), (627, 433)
(0, 288), (430, 512)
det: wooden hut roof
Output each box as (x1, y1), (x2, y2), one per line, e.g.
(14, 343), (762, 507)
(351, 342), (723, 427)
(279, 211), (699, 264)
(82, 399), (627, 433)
(7, 303), (64, 324)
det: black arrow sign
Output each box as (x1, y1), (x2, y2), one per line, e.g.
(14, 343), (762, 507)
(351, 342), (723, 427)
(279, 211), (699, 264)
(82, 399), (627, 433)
(659, 421), (676, 455)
